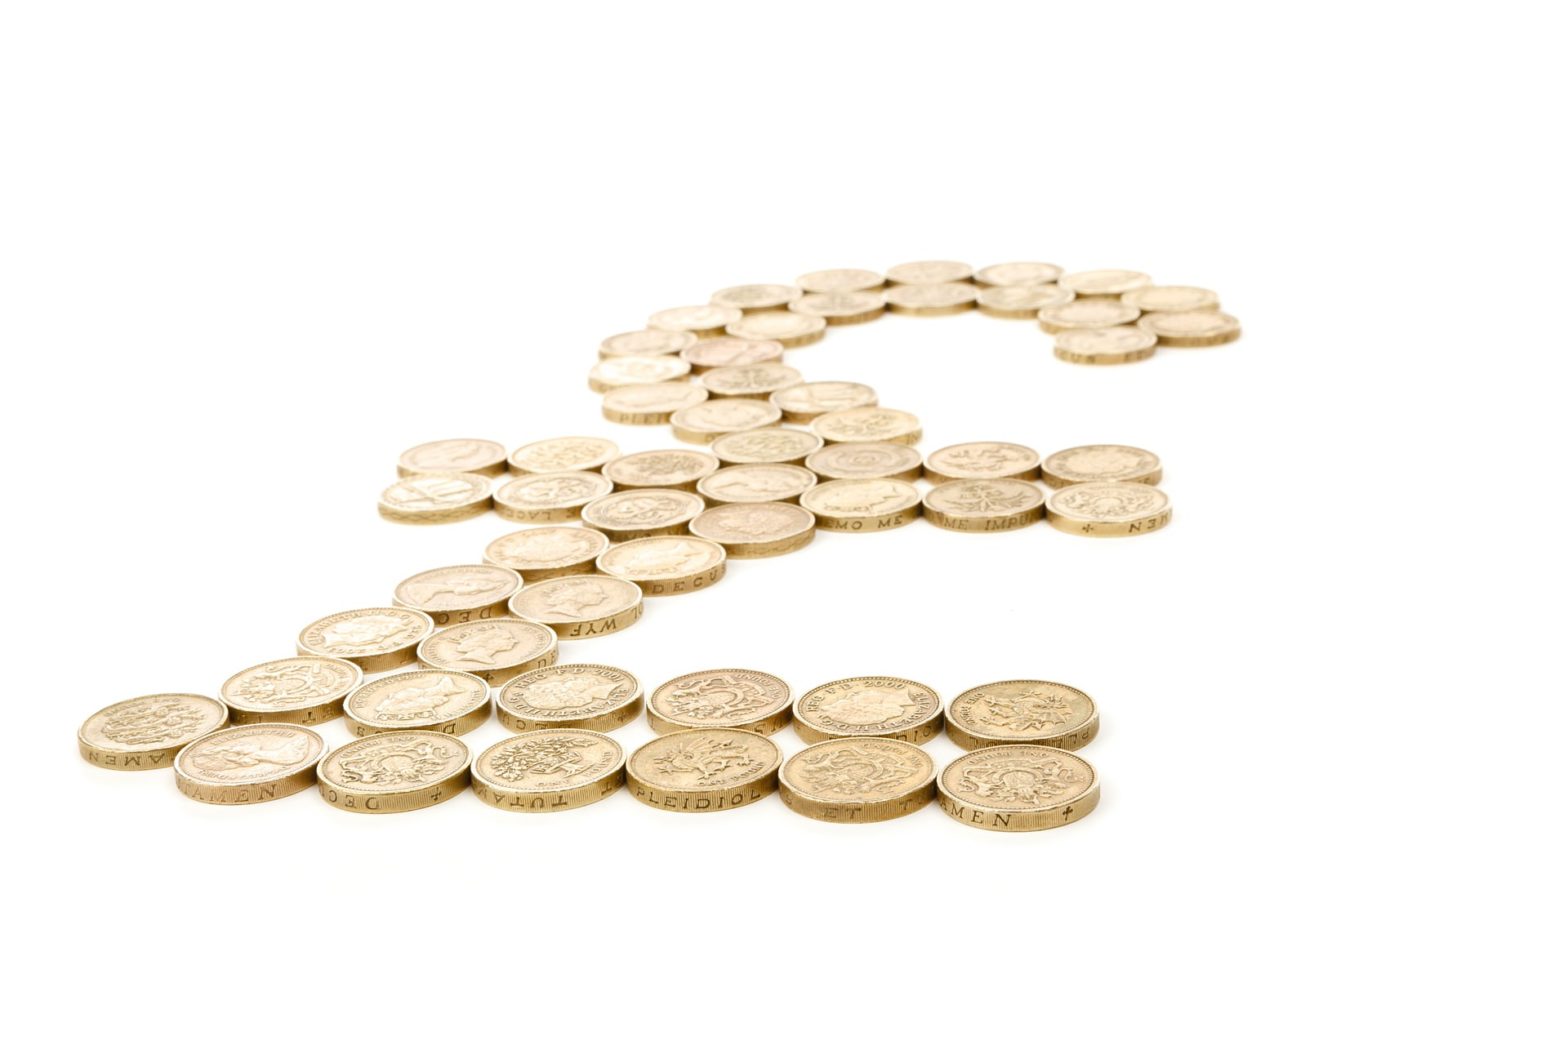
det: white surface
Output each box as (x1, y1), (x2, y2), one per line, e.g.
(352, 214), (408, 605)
(5, 3), (1560, 1041)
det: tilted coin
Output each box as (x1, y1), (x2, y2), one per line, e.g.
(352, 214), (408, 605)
(508, 575), (643, 639)
(626, 728), (782, 813)
(509, 435), (620, 475)
(974, 261), (1064, 287)
(220, 655), (362, 725)
(945, 680), (1100, 752)
(799, 477), (922, 532)
(317, 730), (471, 814)
(670, 398), (783, 443)
(1121, 284), (1220, 313)
(297, 607), (435, 672)
(976, 283), (1075, 318)
(724, 310), (826, 348)
(1038, 298), (1141, 333)
(1046, 482), (1171, 537)
(796, 267), (886, 293)
(788, 290), (886, 325)
(1052, 326), (1158, 365)
(1058, 268), (1152, 296)
(812, 406), (922, 446)
(938, 745), (1100, 832)
(884, 281), (978, 316)
(472, 730), (626, 813)
(648, 304), (743, 338)
(1041, 444), (1162, 488)
(483, 526), (609, 580)
(648, 668), (793, 736)
(580, 487), (706, 541)
(588, 354), (692, 392)
(601, 381), (708, 425)
(679, 336), (785, 372)
(922, 479), (1046, 533)
(710, 427), (824, 465)
(924, 441), (1041, 483)
(599, 328), (697, 358)
(392, 564), (521, 626)
(493, 470), (613, 523)
(770, 381), (878, 423)
(78, 694), (228, 771)
(378, 472), (491, 524)
(174, 723), (326, 805)
(688, 501), (816, 557)
(885, 259), (973, 285)
(416, 618), (559, 685)
(804, 441), (923, 481)
(697, 463), (817, 504)
(397, 438), (508, 478)
(1137, 310), (1242, 346)
(792, 676), (944, 745)
(710, 283), (802, 311)
(698, 363), (802, 399)
(496, 663), (643, 733)
(778, 738), (936, 823)
(596, 535), (727, 596)
(602, 448), (720, 490)
(343, 669), (491, 737)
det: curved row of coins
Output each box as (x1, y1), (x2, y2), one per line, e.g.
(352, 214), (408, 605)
(77, 670), (1102, 832)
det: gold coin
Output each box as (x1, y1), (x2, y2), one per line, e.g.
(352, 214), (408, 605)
(976, 283), (1074, 318)
(793, 676), (943, 745)
(601, 381), (708, 425)
(483, 526), (609, 580)
(697, 463), (817, 504)
(587, 354), (692, 392)
(1040, 444), (1162, 488)
(788, 290), (886, 325)
(1046, 482), (1171, 537)
(78, 693), (228, 771)
(974, 261), (1063, 287)
(1058, 268), (1151, 296)
(378, 472), (491, 524)
(1052, 326), (1158, 365)
(679, 336), (785, 372)
(710, 427), (824, 465)
(580, 488), (706, 541)
(599, 328), (697, 358)
(648, 304), (743, 338)
(496, 663), (643, 733)
(472, 730), (626, 813)
(297, 607), (435, 672)
(885, 259), (972, 285)
(710, 283), (802, 311)
(924, 441), (1041, 483)
(938, 745), (1099, 832)
(945, 680), (1099, 752)
(601, 448), (720, 490)
(493, 470), (613, 523)
(922, 479), (1046, 533)
(648, 668), (793, 735)
(778, 738), (936, 823)
(595, 535), (727, 596)
(508, 435), (620, 475)
(797, 267), (885, 293)
(317, 730), (471, 814)
(174, 723), (326, 805)
(799, 477), (922, 532)
(220, 655), (362, 725)
(1038, 299), (1141, 333)
(724, 310), (826, 348)
(688, 501), (816, 557)
(416, 618), (559, 685)
(626, 728), (781, 813)
(770, 381), (878, 423)
(397, 438), (508, 478)
(812, 406), (921, 446)
(884, 281), (978, 316)
(698, 363), (803, 399)
(1137, 310), (1242, 346)
(392, 564), (521, 626)
(1121, 284), (1220, 312)
(508, 575), (643, 639)
(343, 669), (490, 737)
(670, 398), (782, 443)
(804, 441), (923, 481)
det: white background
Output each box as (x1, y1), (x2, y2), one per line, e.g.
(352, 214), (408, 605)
(3, 2), (1562, 1041)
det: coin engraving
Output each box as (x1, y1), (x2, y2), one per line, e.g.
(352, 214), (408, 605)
(602, 449), (720, 489)
(398, 439), (507, 477)
(649, 668), (792, 734)
(812, 406), (921, 445)
(1046, 482), (1171, 536)
(805, 442), (922, 481)
(509, 436), (619, 474)
(1041, 445), (1162, 487)
(599, 329), (698, 358)
(484, 526), (609, 578)
(770, 381), (878, 422)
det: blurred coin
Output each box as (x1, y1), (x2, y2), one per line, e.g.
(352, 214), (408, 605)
(976, 283), (1073, 318)
(699, 362), (803, 399)
(378, 472), (491, 524)
(697, 463), (817, 504)
(601, 381), (708, 424)
(679, 336), (785, 372)
(1059, 269), (1151, 296)
(493, 470), (612, 523)
(710, 283), (802, 311)
(599, 328), (697, 358)
(397, 438), (507, 477)
(812, 406), (921, 445)
(770, 381), (878, 423)
(1137, 310), (1242, 346)
(885, 281), (978, 316)
(508, 436), (619, 474)
(1041, 445), (1162, 488)
(670, 398), (782, 443)
(580, 487), (705, 541)
(1038, 299), (1141, 333)
(710, 427), (824, 465)
(788, 290), (886, 325)
(648, 304), (742, 338)
(1052, 326), (1158, 365)
(797, 267), (885, 293)
(1046, 481), (1171, 537)
(804, 441), (922, 481)
(588, 355), (691, 392)
(799, 477), (922, 532)
(596, 535), (727, 595)
(974, 261), (1063, 286)
(484, 526), (609, 580)
(725, 310), (827, 348)
(602, 448), (720, 490)
(886, 260), (972, 285)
